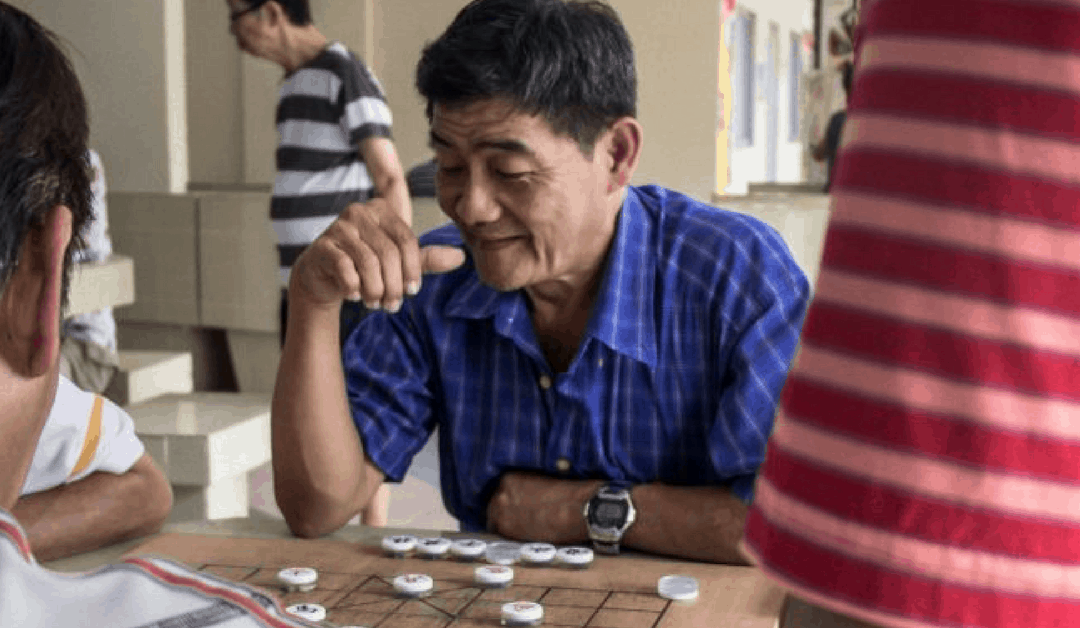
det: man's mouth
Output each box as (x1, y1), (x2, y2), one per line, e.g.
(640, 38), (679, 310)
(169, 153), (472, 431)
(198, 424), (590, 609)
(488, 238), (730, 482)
(471, 236), (522, 251)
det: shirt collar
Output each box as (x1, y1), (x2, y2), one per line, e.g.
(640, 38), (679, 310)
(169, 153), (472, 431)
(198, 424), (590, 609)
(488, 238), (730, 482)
(585, 187), (657, 368)
(443, 186), (658, 369)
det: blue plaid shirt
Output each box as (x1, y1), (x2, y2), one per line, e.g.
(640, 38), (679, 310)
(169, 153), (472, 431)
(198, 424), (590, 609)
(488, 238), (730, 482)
(343, 185), (810, 532)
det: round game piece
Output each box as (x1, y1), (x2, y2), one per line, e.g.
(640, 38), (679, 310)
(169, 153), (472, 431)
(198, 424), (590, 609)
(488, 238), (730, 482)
(416, 537), (452, 559)
(392, 573), (435, 598)
(381, 534), (418, 558)
(276, 567), (317, 593)
(657, 575), (700, 602)
(485, 542), (522, 565)
(285, 603), (326, 622)
(501, 601), (544, 627)
(450, 538), (488, 562)
(475, 565), (515, 588)
(520, 542), (557, 566)
(556, 546), (594, 569)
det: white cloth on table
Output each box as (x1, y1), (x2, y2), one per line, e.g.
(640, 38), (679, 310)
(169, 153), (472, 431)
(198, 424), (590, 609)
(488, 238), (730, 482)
(0, 510), (317, 628)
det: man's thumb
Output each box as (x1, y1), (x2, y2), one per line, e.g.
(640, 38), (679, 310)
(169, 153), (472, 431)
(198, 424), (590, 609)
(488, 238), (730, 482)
(420, 245), (466, 275)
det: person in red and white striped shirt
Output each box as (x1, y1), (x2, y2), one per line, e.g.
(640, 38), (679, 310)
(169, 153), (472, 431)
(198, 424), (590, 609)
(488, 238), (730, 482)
(742, 1), (1080, 627)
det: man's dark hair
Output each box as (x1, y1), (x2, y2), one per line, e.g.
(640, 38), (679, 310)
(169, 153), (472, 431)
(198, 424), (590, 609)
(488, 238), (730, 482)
(272, 0), (313, 27)
(0, 2), (92, 305)
(416, 0), (636, 154)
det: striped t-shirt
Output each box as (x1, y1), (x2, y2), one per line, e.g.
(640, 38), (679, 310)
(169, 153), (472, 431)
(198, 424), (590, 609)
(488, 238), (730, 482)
(271, 41), (392, 287)
(743, 1), (1080, 627)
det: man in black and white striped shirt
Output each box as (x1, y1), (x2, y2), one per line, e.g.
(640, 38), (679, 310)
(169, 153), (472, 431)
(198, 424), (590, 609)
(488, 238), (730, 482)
(227, 0), (412, 325)
(227, 0), (407, 526)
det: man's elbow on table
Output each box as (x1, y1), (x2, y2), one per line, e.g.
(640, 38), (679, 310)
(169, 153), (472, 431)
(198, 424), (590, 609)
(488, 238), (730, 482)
(128, 455), (174, 538)
(85, 454), (173, 544)
(14, 454), (173, 563)
(276, 487), (364, 540)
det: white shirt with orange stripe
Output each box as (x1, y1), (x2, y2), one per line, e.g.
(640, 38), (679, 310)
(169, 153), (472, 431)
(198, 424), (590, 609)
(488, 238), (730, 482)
(19, 375), (144, 496)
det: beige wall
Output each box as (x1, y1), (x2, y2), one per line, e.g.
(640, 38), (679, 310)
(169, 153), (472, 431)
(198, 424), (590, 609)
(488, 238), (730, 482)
(11, 0), (187, 193)
(374, 0), (724, 201)
(185, 1), (244, 186)
(612, 0), (719, 199)
(372, 1), (464, 178)
(20, 0), (806, 200)
(184, 0), (736, 201)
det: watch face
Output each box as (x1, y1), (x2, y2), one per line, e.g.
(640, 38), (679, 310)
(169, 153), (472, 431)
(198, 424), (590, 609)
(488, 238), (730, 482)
(593, 500), (628, 527)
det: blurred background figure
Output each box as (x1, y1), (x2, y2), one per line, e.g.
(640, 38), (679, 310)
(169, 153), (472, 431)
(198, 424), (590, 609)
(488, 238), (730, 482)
(811, 60), (852, 193)
(60, 149), (119, 395)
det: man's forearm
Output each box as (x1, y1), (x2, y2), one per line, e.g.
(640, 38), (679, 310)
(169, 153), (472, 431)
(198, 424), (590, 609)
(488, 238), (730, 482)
(489, 473), (749, 564)
(624, 483), (749, 564)
(272, 298), (379, 538)
(11, 455), (172, 562)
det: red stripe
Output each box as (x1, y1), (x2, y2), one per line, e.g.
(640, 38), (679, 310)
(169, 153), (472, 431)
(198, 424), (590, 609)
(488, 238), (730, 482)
(744, 507), (1080, 628)
(801, 303), (1080, 400)
(0, 520), (32, 562)
(784, 376), (1080, 483)
(834, 150), (1080, 230)
(124, 558), (307, 628)
(864, 0), (1080, 54)
(851, 71), (1080, 141)
(820, 225), (1080, 315)
(762, 437), (1080, 560)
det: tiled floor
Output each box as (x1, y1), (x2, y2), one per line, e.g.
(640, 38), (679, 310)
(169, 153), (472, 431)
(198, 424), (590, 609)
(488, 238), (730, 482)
(249, 429), (459, 531)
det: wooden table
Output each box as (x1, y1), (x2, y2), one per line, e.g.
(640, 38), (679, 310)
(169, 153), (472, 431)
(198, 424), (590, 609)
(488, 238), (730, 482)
(43, 517), (788, 627)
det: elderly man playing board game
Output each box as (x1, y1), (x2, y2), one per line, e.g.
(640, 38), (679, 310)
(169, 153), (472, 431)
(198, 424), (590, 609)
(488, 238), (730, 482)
(273, 0), (810, 564)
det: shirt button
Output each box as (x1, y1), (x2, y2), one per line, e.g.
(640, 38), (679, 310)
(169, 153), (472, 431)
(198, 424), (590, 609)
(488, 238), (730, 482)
(556, 458), (571, 472)
(539, 375), (552, 390)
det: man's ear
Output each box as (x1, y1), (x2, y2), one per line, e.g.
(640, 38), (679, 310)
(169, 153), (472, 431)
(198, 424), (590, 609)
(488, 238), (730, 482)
(0, 205), (72, 377)
(603, 116), (644, 195)
(263, 0), (286, 27)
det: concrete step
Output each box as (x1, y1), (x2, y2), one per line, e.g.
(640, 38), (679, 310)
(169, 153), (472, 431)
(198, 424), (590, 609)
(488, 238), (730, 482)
(106, 350), (194, 407)
(68, 254), (135, 318)
(126, 392), (271, 522)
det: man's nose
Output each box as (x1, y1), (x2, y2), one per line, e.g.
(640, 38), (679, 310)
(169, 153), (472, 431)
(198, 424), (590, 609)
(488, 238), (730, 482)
(454, 174), (500, 226)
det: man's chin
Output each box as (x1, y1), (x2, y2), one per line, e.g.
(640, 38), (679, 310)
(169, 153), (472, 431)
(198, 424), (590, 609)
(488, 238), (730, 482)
(475, 274), (522, 293)
(473, 265), (524, 292)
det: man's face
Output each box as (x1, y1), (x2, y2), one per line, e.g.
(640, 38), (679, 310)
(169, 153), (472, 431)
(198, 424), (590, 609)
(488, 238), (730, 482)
(430, 99), (616, 292)
(225, 0), (267, 57)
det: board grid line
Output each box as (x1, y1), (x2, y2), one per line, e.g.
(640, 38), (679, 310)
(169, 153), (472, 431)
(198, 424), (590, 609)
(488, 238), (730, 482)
(198, 561), (675, 627)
